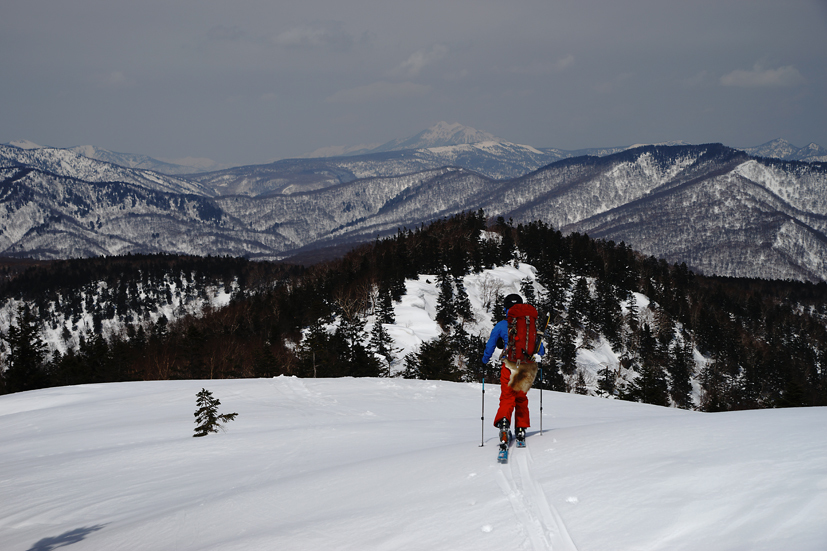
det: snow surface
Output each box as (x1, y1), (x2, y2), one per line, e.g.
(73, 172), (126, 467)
(1, 378), (824, 551)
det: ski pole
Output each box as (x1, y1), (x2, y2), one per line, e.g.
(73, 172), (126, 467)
(534, 313), (551, 437)
(480, 363), (485, 447)
(537, 342), (545, 439)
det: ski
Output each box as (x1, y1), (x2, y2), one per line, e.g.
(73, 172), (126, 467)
(497, 446), (509, 463)
(516, 439), (526, 448)
(497, 428), (512, 463)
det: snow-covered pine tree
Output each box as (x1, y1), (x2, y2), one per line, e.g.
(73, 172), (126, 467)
(377, 287), (395, 325)
(536, 262), (564, 316)
(668, 340), (694, 408)
(553, 321), (578, 376)
(626, 293), (640, 333)
(402, 351), (421, 379)
(490, 292), (505, 326)
(538, 352), (566, 391)
(299, 318), (333, 378)
(574, 369), (589, 395)
(370, 320), (396, 376)
(2, 305), (48, 394)
(435, 270), (456, 329)
(627, 359), (670, 406)
(595, 278), (623, 349)
(568, 277), (592, 329)
(417, 335), (461, 381)
(193, 388), (238, 437)
(453, 276), (474, 326)
(520, 277), (536, 305)
(450, 323), (486, 381)
(597, 365), (618, 396)
(495, 217), (515, 264)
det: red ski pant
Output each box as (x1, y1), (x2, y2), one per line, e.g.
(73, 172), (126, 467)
(494, 364), (530, 429)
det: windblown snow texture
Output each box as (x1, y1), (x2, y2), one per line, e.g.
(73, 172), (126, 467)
(0, 378), (824, 550)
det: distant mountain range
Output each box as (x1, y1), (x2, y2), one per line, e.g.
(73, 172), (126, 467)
(0, 145), (212, 196)
(10, 123), (825, 178)
(3, 124), (827, 280)
(190, 141), (563, 196)
(2, 136), (827, 281)
(740, 138), (827, 163)
(3, 140), (228, 175)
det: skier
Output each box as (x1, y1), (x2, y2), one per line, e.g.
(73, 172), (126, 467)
(482, 293), (544, 450)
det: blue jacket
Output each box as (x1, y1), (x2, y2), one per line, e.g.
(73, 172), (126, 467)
(482, 319), (545, 364)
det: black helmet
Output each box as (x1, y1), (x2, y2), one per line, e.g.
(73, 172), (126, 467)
(503, 293), (523, 314)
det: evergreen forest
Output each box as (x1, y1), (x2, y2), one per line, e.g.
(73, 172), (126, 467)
(1, 210), (825, 412)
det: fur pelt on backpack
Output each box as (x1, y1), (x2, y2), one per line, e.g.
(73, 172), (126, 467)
(504, 359), (539, 393)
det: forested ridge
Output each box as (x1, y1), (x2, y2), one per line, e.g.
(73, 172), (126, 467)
(1, 210), (825, 411)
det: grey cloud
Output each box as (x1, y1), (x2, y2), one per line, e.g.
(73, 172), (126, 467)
(1, 0), (824, 166)
(720, 64), (806, 88)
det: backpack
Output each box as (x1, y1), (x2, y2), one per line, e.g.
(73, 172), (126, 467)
(504, 303), (539, 363)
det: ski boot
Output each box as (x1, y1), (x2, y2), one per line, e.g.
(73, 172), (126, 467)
(515, 427), (526, 448)
(496, 417), (511, 451)
(496, 417), (511, 463)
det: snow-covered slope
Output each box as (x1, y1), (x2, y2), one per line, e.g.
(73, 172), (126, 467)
(0, 167), (245, 259)
(4, 143), (827, 280)
(0, 144), (214, 196)
(0, 378), (824, 551)
(565, 154), (827, 280)
(66, 145), (229, 175)
(3, 141), (228, 175)
(742, 138), (827, 163)
(192, 141), (560, 197)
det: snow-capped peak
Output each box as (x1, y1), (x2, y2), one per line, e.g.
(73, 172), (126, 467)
(297, 122), (504, 158)
(415, 121), (500, 146)
(368, 122), (503, 154)
(6, 139), (43, 150)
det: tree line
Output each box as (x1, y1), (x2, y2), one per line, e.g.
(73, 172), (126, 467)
(1, 210), (825, 411)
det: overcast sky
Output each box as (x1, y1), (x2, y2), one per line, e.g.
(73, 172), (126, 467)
(2, 0), (826, 166)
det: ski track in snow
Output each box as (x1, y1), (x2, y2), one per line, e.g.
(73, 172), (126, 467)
(496, 441), (578, 551)
(2, 380), (826, 550)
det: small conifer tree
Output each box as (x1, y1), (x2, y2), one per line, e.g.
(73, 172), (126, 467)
(520, 277), (536, 305)
(193, 388), (238, 437)
(435, 270), (456, 329)
(370, 321), (397, 376)
(453, 277), (474, 326)
(377, 287), (396, 324)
